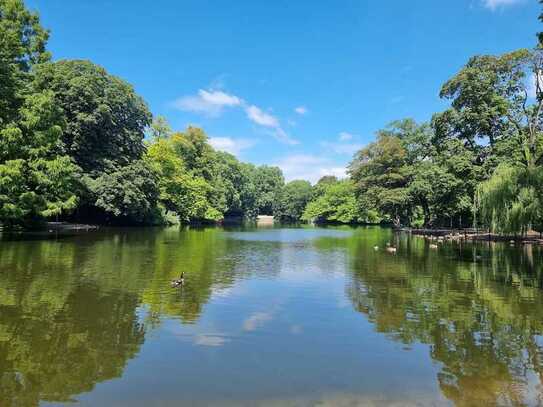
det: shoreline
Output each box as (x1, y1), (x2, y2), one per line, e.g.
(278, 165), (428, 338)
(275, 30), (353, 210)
(400, 228), (543, 245)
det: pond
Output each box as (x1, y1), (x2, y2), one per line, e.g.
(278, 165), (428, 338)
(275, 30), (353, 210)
(1, 226), (542, 406)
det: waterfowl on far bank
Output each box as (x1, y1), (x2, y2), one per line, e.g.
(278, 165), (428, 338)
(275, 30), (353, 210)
(171, 272), (185, 287)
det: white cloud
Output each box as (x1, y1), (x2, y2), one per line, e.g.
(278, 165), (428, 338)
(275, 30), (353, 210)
(338, 132), (355, 141)
(173, 89), (242, 117)
(273, 127), (299, 145)
(294, 106), (308, 115)
(275, 154), (347, 184)
(245, 105), (299, 144)
(482, 0), (523, 10)
(199, 89), (241, 106)
(243, 311), (274, 331)
(173, 88), (298, 145)
(194, 334), (230, 347)
(208, 137), (256, 156)
(321, 141), (363, 156)
(245, 105), (279, 127)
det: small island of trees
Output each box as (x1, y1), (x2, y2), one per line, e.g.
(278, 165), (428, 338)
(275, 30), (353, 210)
(2, 0), (543, 237)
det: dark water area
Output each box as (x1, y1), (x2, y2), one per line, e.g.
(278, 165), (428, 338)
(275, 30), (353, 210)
(0, 226), (542, 406)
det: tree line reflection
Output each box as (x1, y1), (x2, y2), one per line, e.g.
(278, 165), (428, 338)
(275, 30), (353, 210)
(345, 230), (543, 406)
(0, 227), (542, 406)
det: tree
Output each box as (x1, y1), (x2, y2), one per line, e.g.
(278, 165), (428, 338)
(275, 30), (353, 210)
(32, 60), (152, 175)
(214, 152), (259, 219)
(0, 90), (80, 228)
(253, 165), (284, 215)
(437, 48), (543, 233)
(86, 160), (160, 224)
(0, 0), (50, 126)
(349, 124), (412, 226)
(273, 180), (312, 222)
(477, 164), (543, 235)
(302, 179), (364, 224)
(0, 1), (79, 228)
(145, 133), (223, 223)
(433, 49), (543, 171)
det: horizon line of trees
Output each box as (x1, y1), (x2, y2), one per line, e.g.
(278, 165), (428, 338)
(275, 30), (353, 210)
(2, 0), (543, 235)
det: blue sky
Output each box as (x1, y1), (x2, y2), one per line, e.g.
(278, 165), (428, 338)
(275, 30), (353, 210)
(28, 0), (540, 183)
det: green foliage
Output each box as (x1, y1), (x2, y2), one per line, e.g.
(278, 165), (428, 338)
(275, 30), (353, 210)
(433, 49), (543, 171)
(145, 131), (221, 223)
(350, 119), (476, 228)
(0, 0), (50, 125)
(0, 0), (79, 229)
(302, 179), (364, 224)
(1, 1), (542, 233)
(87, 160), (159, 224)
(32, 60), (152, 174)
(214, 152), (259, 219)
(349, 121), (417, 226)
(477, 164), (543, 234)
(0, 89), (80, 228)
(274, 180), (312, 222)
(253, 165), (284, 215)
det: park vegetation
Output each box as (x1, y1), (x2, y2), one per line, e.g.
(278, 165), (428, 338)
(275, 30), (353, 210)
(1, 0), (543, 235)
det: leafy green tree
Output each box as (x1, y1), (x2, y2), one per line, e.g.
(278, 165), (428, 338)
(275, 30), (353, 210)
(86, 160), (159, 224)
(302, 179), (363, 224)
(0, 0), (79, 229)
(32, 60), (152, 175)
(349, 124), (412, 226)
(408, 139), (476, 227)
(433, 49), (542, 171)
(350, 119), (479, 228)
(145, 134), (222, 223)
(438, 48), (543, 233)
(0, 0), (50, 126)
(273, 180), (312, 222)
(170, 127), (217, 181)
(253, 165), (284, 215)
(214, 152), (259, 219)
(28, 60), (158, 224)
(0, 90), (80, 228)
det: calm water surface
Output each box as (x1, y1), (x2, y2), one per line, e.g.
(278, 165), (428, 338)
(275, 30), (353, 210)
(1, 226), (542, 406)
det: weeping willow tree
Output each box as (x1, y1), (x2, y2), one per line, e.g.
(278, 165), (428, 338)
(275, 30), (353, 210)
(477, 165), (543, 235)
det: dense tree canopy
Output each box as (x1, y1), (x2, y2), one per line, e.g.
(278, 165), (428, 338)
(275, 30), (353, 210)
(0, 0), (49, 125)
(1, 0), (543, 233)
(302, 178), (367, 224)
(32, 60), (152, 174)
(274, 180), (312, 223)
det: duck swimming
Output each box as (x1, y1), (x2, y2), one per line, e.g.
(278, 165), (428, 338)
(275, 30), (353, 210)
(171, 272), (185, 287)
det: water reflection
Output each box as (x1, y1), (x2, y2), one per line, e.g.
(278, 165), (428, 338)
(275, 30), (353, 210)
(346, 232), (543, 406)
(0, 226), (542, 406)
(0, 236), (146, 406)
